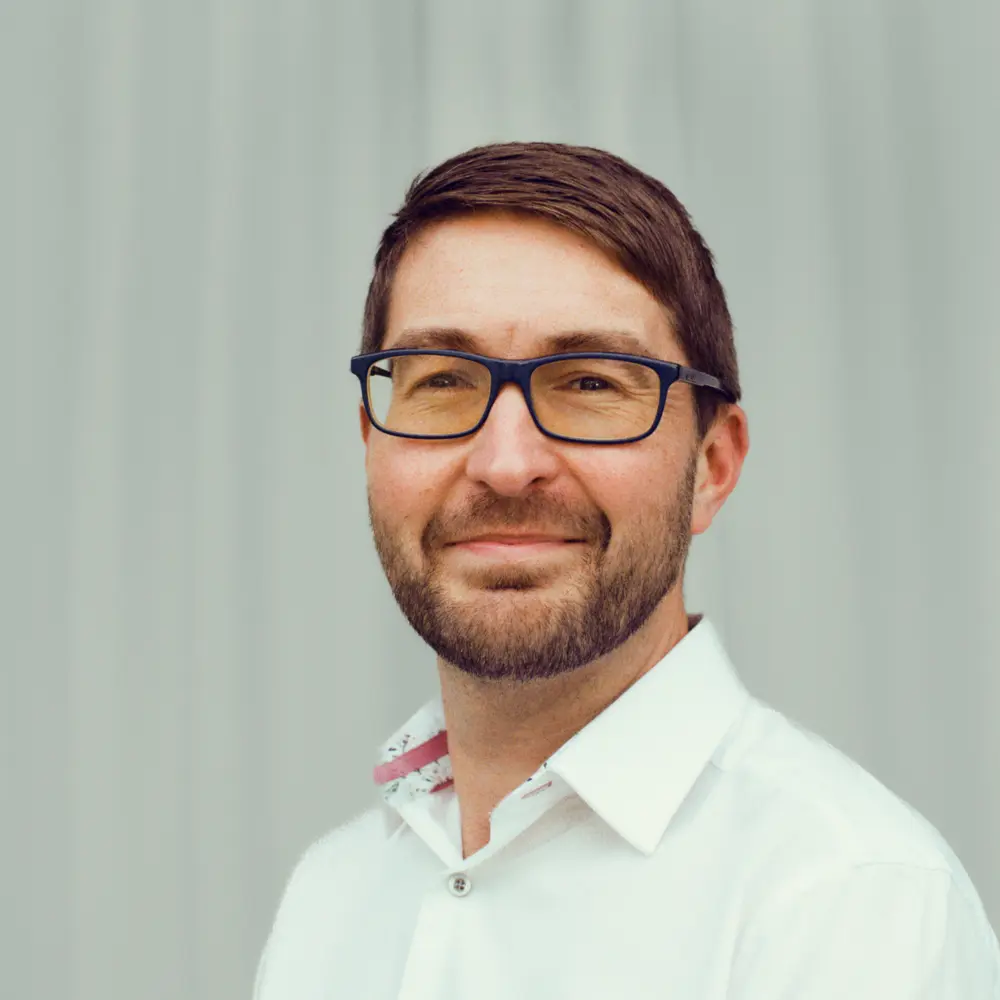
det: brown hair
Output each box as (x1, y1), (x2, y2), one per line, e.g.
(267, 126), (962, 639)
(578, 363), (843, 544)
(360, 141), (741, 437)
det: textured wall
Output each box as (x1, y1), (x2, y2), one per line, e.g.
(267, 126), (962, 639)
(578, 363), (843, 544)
(6, 2), (999, 997)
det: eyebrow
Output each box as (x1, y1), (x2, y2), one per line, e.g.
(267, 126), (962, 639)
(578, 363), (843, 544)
(385, 327), (664, 361)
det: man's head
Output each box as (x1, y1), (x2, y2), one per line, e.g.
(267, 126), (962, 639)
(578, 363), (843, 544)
(357, 142), (748, 684)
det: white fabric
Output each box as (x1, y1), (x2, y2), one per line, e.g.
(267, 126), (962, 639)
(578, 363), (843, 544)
(254, 618), (1000, 998)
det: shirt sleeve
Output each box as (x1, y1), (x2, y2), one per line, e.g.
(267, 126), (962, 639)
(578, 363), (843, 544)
(729, 862), (1000, 999)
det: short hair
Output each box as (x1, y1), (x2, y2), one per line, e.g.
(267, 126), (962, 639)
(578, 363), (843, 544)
(360, 141), (741, 438)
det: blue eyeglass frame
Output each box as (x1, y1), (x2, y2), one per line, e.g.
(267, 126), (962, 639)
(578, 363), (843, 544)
(350, 348), (736, 445)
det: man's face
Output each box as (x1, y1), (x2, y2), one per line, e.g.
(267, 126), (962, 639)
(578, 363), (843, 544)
(361, 213), (704, 684)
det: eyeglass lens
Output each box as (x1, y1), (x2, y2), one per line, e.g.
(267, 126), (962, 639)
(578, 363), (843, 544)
(366, 354), (661, 441)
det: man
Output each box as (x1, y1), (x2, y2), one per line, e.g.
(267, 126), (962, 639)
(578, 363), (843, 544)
(254, 143), (1000, 998)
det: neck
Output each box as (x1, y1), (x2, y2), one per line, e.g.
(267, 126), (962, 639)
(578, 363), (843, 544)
(437, 593), (690, 858)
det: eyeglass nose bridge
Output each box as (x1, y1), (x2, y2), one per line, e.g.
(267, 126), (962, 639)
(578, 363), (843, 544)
(476, 357), (551, 433)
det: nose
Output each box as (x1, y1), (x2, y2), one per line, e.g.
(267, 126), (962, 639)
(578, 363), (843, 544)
(462, 383), (562, 496)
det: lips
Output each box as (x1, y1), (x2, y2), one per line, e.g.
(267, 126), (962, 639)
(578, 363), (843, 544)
(448, 535), (579, 545)
(446, 526), (588, 545)
(444, 537), (586, 565)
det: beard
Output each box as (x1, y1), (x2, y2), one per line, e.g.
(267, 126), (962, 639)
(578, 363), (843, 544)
(368, 451), (697, 684)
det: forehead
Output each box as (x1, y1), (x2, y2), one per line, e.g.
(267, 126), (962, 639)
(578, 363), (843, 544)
(383, 214), (682, 361)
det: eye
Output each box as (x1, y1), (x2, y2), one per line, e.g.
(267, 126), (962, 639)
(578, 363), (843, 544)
(559, 374), (623, 393)
(414, 371), (470, 390)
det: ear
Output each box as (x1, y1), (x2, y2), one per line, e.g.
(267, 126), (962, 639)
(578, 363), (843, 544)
(690, 404), (749, 535)
(359, 401), (371, 447)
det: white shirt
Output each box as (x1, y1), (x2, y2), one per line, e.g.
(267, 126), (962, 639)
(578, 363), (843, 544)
(254, 616), (1000, 999)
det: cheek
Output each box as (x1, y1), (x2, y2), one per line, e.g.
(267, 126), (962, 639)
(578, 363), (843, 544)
(584, 456), (658, 503)
(369, 446), (450, 529)
(583, 455), (681, 527)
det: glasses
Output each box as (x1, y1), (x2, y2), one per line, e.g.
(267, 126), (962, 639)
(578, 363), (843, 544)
(350, 349), (735, 445)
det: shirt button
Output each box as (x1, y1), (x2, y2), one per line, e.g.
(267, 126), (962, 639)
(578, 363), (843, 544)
(447, 873), (472, 897)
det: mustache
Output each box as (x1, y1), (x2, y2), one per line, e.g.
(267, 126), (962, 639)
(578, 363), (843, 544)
(424, 493), (610, 550)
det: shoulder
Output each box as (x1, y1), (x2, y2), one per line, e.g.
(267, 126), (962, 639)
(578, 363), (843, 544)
(254, 807), (390, 995)
(714, 697), (976, 890)
(275, 806), (390, 911)
(710, 698), (1000, 978)
(264, 805), (393, 947)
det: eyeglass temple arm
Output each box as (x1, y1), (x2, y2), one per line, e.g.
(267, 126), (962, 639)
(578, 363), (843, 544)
(677, 366), (735, 402)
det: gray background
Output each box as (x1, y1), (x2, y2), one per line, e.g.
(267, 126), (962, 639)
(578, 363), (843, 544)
(6, 1), (999, 998)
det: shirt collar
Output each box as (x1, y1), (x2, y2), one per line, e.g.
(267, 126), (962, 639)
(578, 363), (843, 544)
(373, 615), (751, 855)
